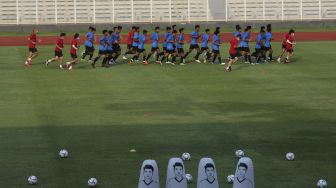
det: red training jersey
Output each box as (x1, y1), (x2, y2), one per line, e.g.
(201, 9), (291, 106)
(55, 38), (64, 52)
(286, 35), (294, 49)
(70, 39), (78, 54)
(28, 32), (37, 48)
(127, 31), (134, 45)
(229, 38), (238, 54)
(282, 33), (290, 45)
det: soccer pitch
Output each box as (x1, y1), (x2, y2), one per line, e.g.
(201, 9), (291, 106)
(0, 42), (335, 188)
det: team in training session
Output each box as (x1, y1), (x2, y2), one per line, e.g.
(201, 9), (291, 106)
(24, 24), (296, 72)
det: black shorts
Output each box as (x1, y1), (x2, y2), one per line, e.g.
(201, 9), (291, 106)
(177, 48), (184, 54)
(212, 49), (220, 54)
(127, 44), (132, 49)
(106, 50), (113, 55)
(113, 44), (121, 52)
(167, 49), (175, 54)
(29, 48), (38, 53)
(151, 47), (159, 52)
(282, 44), (286, 49)
(255, 48), (262, 54)
(189, 44), (200, 50)
(163, 47), (167, 51)
(137, 48), (145, 53)
(230, 51), (239, 59)
(85, 46), (94, 53)
(70, 53), (77, 59)
(98, 50), (106, 55)
(265, 46), (272, 51)
(240, 47), (250, 52)
(201, 47), (209, 51)
(132, 46), (138, 51)
(54, 51), (63, 57)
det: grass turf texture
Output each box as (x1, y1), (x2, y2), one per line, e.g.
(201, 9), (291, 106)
(0, 42), (335, 188)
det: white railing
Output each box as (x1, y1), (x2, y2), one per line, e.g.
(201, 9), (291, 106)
(0, 0), (335, 25)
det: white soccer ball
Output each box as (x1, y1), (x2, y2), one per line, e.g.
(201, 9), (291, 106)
(185, 174), (193, 183)
(227, 174), (235, 183)
(59, 149), (69, 158)
(286, 152), (295, 161)
(235, 150), (244, 158)
(28, 175), (38, 185)
(182, 152), (191, 161)
(317, 179), (327, 188)
(88, 177), (98, 187)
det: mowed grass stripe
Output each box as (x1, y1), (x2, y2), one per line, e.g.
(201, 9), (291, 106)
(0, 42), (335, 187)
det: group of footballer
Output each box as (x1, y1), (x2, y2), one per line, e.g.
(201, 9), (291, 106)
(24, 24), (296, 72)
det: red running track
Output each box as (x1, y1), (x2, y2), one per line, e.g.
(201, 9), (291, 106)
(0, 32), (335, 46)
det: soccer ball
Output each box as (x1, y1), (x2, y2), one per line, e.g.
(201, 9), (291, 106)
(88, 177), (98, 187)
(235, 150), (244, 158)
(185, 174), (193, 183)
(182, 152), (191, 161)
(317, 179), (327, 188)
(28, 175), (38, 185)
(227, 174), (235, 183)
(59, 149), (69, 158)
(286, 152), (295, 161)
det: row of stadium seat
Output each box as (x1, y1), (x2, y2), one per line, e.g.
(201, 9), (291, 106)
(0, 0), (335, 24)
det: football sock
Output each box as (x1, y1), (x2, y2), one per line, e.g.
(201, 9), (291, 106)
(146, 53), (152, 60)
(184, 52), (189, 59)
(93, 56), (100, 64)
(172, 55), (176, 63)
(206, 52), (211, 60)
(195, 52), (201, 60)
(212, 54), (218, 63)
(102, 57), (107, 65)
(180, 56), (184, 63)
(248, 55), (252, 63)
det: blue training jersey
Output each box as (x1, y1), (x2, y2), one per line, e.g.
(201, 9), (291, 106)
(151, 32), (159, 48)
(177, 34), (184, 49)
(167, 34), (174, 50)
(233, 31), (240, 37)
(255, 34), (264, 49)
(99, 35), (107, 51)
(106, 35), (113, 51)
(132, 32), (139, 47)
(138, 34), (146, 49)
(201, 33), (210, 48)
(264, 32), (272, 47)
(85, 31), (94, 47)
(212, 34), (221, 51)
(163, 32), (169, 47)
(113, 32), (120, 44)
(191, 31), (199, 45)
(240, 32), (250, 47)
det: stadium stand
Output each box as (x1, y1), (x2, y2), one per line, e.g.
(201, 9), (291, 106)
(0, 0), (335, 24)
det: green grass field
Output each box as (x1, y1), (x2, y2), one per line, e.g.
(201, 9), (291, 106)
(0, 42), (335, 188)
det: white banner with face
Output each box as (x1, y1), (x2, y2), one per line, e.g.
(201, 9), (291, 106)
(197, 158), (219, 188)
(138, 159), (160, 188)
(166, 157), (188, 188)
(233, 157), (254, 188)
